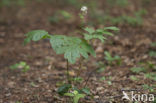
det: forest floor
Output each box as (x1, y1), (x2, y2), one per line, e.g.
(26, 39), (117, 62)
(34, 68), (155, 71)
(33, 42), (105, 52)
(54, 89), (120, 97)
(0, 0), (156, 103)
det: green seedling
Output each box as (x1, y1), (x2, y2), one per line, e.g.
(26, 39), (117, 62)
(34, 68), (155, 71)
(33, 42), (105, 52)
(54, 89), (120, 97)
(135, 9), (148, 17)
(10, 61), (30, 72)
(57, 84), (72, 96)
(138, 61), (156, 71)
(80, 87), (90, 95)
(100, 76), (106, 81)
(142, 84), (155, 92)
(108, 81), (112, 85)
(24, 6), (119, 103)
(130, 67), (146, 73)
(145, 73), (156, 81)
(149, 42), (156, 58)
(146, 61), (156, 70)
(149, 51), (156, 58)
(130, 76), (138, 81)
(30, 82), (38, 87)
(64, 90), (86, 103)
(96, 61), (106, 73)
(104, 51), (121, 65)
(97, 67), (106, 73)
(107, 77), (112, 85)
(146, 61), (155, 68)
(57, 84), (90, 103)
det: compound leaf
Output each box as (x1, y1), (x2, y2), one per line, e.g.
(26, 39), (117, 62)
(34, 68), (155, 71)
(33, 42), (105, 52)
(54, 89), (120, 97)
(57, 84), (72, 96)
(24, 30), (49, 44)
(83, 27), (119, 42)
(84, 27), (95, 34)
(50, 35), (96, 64)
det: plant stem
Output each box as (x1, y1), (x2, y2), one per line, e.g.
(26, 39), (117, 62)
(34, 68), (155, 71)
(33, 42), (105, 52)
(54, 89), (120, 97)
(77, 58), (82, 77)
(66, 60), (70, 84)
(84, 68), (97, 87)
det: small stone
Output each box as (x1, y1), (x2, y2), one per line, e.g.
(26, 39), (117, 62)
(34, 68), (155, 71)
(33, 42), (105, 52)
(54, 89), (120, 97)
(47, 90), (52, 93)
(5, 93), (11, 97)
(96, 87), (104, 91)
(7, 81), (15, 88)
(94, 95), (99, 99)
(96, 46), (103, 53)
(38, 78), (43, 83)
(142, 55), (148, 59)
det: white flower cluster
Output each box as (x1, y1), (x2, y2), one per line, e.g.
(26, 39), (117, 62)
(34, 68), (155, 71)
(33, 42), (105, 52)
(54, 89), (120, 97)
(81, 6), (88, 14)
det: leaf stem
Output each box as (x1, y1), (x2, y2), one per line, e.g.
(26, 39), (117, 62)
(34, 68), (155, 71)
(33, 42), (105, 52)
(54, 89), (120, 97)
(66, 60), (70, 84)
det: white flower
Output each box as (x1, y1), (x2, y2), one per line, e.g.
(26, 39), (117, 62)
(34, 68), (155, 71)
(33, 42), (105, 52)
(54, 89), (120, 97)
(81, 6), (88, 13)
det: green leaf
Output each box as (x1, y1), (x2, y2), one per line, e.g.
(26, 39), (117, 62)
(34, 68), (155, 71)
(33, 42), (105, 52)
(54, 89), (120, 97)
(104, 51), (113, 61)
(50, 35), (95, 64)
(142, 84), (154, 92)
(22, 65), (30, 72)
(104, 27), (120, 31)
(10, 61), (30, 72)
(64, 93), (74, 97)
(73, 93), (86, 103)
(83, 27), (118, 42)
(19, 61), (26, 66)
(60, 10), (72, 19)
(149, 51), (156, 57)
(104, 51), (121, 64)
(100, 76), (106, 81)
(57, 84), (72, 96)
(102, 31), (114, 36)
(145, 73), (156, 81)
(97, 67), (106, 73)
(130, 76), (138, 81)
(84, 33), (106, 42)
(104, 51), (111, 58)
(10, 63), (19, 70)
(81, 87), (90, 95)
(84, 27), (95, 34)
(24, 30), (49, 44)
(130, 67), (146, 73)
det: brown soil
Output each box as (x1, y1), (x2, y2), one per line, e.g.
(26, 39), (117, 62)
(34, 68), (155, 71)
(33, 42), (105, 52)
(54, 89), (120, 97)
(0, 0), (156, 103)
